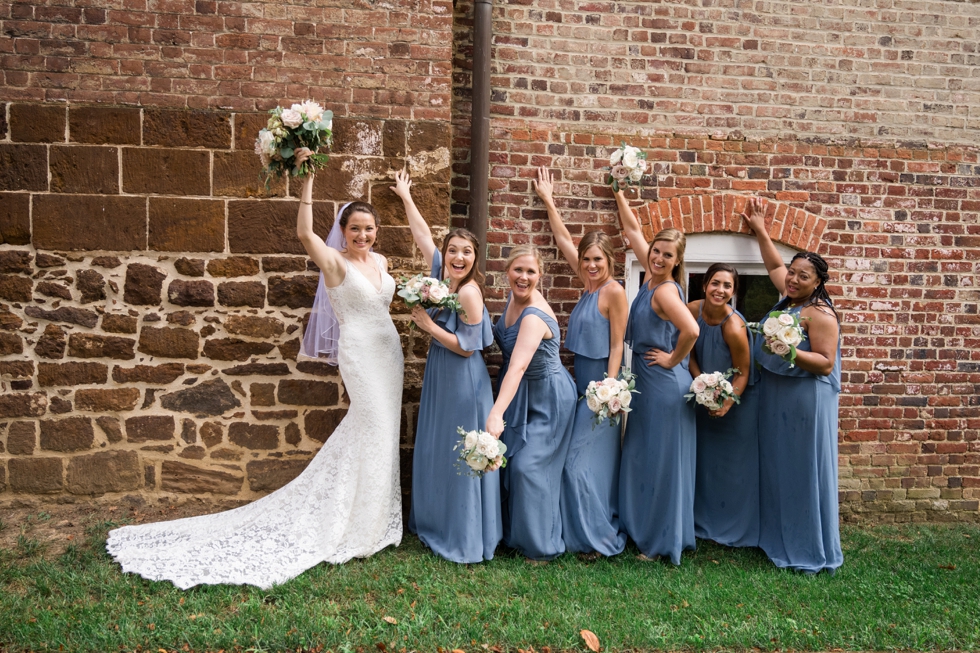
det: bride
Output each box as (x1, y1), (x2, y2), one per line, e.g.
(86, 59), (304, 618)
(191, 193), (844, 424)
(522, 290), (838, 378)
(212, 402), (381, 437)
(107, 149), (404, 589)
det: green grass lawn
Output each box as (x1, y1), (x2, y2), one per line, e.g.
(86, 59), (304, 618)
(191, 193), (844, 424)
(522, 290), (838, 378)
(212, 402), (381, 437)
(1, 517), (978, 652)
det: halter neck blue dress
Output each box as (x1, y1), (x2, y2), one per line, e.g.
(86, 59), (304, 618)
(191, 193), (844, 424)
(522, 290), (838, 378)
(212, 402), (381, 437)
(494, 301), (577, 560)
(756, 298), (843, 573)
(620, 281), (697, 564)
(408, 251), (501, 563)
(560, 281), (627, 556)
(692, 301), (760, 548)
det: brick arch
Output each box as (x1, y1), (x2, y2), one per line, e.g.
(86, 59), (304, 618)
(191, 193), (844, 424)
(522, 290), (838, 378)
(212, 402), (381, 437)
(634, 193), (828, 253)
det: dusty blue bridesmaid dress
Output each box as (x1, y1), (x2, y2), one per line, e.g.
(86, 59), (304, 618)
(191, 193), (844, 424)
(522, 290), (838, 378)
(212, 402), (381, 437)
(560, 281), (627, 556)
(692, 301), (760, 548)
(619, 281), (696, 564)
(756, 299), (843, 574)
(408, 251), (501, 563)
(494, 301), (577, 560)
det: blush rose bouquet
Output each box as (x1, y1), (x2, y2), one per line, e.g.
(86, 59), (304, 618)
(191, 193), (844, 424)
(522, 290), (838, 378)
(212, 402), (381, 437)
(685, 368), (741, 413)
(584, 369), (638, 428)
(605, 143), (648, 192)
(255, 100), (333, 182)
(454, 426), (507, 478)
(396, 274), (465, 329)
(747, 310), (806, 367)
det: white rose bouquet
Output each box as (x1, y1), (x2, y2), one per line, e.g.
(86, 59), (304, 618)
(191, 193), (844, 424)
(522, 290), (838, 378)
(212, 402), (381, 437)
(746, 310), (806, 367)
(454, 426), (507, 478)
(684, 368), (741, 413)
(605, 143), (648, 192)
(255, 100), (333, 181)
(396, 274), (465, 329)
(584, 369), (638, 428)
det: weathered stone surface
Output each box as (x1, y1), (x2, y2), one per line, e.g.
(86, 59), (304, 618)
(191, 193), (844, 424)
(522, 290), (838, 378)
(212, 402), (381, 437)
(305, 408), (348, 443)
(68, 333), (136, 360)
(148, 198), (225, 252)
(70, 106), (140, 145)
(0, 250), (32, 273)
(167, 279), (214, 307)
(91, 256), (121, 268)
(159, 378), (240, 416)
(200, 421), (223, 447)
(278, 379), (339, 406)
(228, 200), (331, 254)
(179, 445), (206, 459)
(75, 388), (140, 412)
(123, 148), (210, 196)
(167, 311), (195, 326)
(0, 361), (34, 378)
(66, 450), (141, 495)
(10, 104), (65, 143)
(138, 327), (200, 359)
(333, 118), (384, 156)
(49, 396), (72, 414)
(34, 252), (65, 268)
(374, 223), (414, 257)
(76, 269), (106, 304)
(8, 457), (63, 493)
(40, 417), (94, 452)
(224, 315), (284, 338)
(246, 457), (311, 491)
(112, 363), (185, 384)
(0, 274), (32, 301)
(206, 256), (260, 277)
(49, 145), (119, 194)
(24, 305), (99, 328)
(7, 421), (36, 455)
(0, 144), (47, 191)
(383, 120), (406, 157)
(225, 362), (291, 376)
(175, 257), (206, 277)
(278, 338), (301, 361)
(267, 275), (318, 309)
(95, 416), (123, 443)
(180, 418), (196, 444)
(0, 305), (23, 330)
(161, 460), (242, 495)
(0, 193), (32, 245)
(213, 150), (286, 198)
(144, 109), (231, 149)
(38, 362), (107, 386)
(261, 256), (307, 273)
(209, 447), (241, 461)
(36, 280), (72, 300)
(285, 422), (301, 445)
(203, 338), (275, 361)
(124, 263), (166, 306)
(295, 360), (338, 376)
(33, 195), (146, 250)
(0, 331), (23, 355)
(217, 281), (265, 308)
(126, 415), (175, 443)
(252, 409), (298, 420)
(228, 422), (278, 449)
(102, 313), (137, 334)
(250, 382), (275, 406)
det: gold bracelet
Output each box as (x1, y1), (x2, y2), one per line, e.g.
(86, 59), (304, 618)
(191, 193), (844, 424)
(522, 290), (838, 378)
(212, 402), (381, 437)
(300, 199), (313, 205)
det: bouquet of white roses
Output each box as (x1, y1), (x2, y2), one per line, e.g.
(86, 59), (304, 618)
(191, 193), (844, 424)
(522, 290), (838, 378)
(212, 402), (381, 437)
(397, 274), (463, 312)
(606, 143), (648, 192)
(255, 100), (333, 181)
(746, 310), (806, 368)
(584, 369), (638, 428)
(454, 426), (507, 478)
(685, 368), (741, 412)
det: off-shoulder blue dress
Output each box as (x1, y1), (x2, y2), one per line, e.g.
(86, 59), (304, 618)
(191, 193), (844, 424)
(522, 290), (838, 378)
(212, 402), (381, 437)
(756, 299), (843, 574)
(560, 281), (627, 556)
(619, 280), (697, 564)
(692, 301), (760, 548)
(494, 301), (577, 560)
(408, 251), (501, 563)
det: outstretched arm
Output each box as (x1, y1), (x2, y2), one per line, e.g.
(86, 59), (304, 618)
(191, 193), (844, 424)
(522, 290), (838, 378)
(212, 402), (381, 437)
(533, 166), (580, 277)
(614, 189), (650, 275)
(739, 197), (785, 294)
(485, 315), (549, 438)
(294, 149), (348, 287)
(391, 169), (437, 269)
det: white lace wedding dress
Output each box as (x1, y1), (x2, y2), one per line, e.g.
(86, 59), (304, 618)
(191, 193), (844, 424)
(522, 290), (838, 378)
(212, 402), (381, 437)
(107, 253), (404, 589)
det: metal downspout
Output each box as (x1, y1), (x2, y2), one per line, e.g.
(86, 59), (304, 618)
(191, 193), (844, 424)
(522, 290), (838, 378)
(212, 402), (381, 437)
(469, 0), (492, 274)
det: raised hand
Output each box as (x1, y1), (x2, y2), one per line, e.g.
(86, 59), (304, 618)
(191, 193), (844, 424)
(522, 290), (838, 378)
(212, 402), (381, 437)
(533, 166), (555, 204)
(390, 168), (413, 201)
(738, 197), (768, 234)
(294, 147), (313, 173)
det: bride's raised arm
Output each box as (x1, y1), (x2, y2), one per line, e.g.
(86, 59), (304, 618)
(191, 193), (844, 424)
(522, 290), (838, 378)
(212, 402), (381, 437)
(614, 188), (650, 275)
(390, 169), (437, 268)
(295, 148), (348, 286)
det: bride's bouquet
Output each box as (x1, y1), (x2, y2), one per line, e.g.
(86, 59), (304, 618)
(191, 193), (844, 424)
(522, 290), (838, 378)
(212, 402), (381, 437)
(685, 368), (741, 412)
(454, 426), (507, 477)
(397, 274), (463, 315)
(746, 310), (806, 368)
(606, 143), (648, 192)
(584, 369), (638, 428)
(255, 101), (333, 181)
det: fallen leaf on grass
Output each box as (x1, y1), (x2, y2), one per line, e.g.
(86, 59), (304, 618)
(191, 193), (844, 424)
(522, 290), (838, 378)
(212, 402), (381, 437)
(452, 649), (466, 653)
(938, 564), (956, 570)
(580, 629), (600, 652)
(382, 616), (398, 625)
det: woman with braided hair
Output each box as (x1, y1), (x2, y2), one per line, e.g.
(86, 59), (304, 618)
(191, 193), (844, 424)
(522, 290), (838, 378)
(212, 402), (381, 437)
(741, 197), (843, 574)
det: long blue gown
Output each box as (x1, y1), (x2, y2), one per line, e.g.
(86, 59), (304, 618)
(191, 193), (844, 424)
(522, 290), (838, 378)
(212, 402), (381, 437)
(560, 281), (627, 556)
(408, 251), (501, 563)
(757, 299), (843, 574)
(494, 301), (577, 560)
(692, 301), (760, 548)
(619, 281), (696, 564)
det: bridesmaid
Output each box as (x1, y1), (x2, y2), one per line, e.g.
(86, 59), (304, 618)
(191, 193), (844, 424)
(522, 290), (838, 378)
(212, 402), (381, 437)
(533, 167), (628, 557)
(487, 245), (577, 561)
(614, 190), (700, 564)
(686, 263), (760, 548)
(741, 197), (843, 573)
(392, 170), (501, 563)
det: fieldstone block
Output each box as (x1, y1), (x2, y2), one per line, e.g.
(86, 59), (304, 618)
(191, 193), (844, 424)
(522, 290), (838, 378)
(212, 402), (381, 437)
(159, 378), (240, 416)
(167, 279), (214, 307)
(0, 331), (23, 355)
(67, 333), (136, 360)
(308, 154), (381, 202)
(278, 379), (338, 406)
(102, 314), (137, 334)
(161, 460), (242, 495)
(10, 104), (65, 143)
(213, 150), (286, 198)
(49, 396), (72, 414)
(7, 421), (36, 455)
(0, 144), (48, 191)
(168, 311), (195, 326)
(70, 106), (140, 145)
(407, 121), (451, 155)
(267, 275), (318, 309)
(224, 315), (284, 338)
(126, 415), (175, 442)
(175, 257), (206, 276)
(0, 274), (33, 302)
(305, 408), (347, 443)
(0, 250), (32, 273)
(225, 362), (290, 376)
(96, 416), (123, 443)
(180, 418), (196, 444)
(375, 224), (414, 258)
(76, 269), (106, 304)
(138, 327), (200, 359)
(0, 193), (32, 245)
(9, 457), (63, 493)
(228, 200), (331, 254)
(35, 253), (66, 267)
(124, 263), (166, 305)
(295, 361), (337, 377)
(144, 109), (231, 149)
(383, 120), (406, 157)
(206, 256), (259, 277)
(203, 338), (275, 361)
(285, 422), (301, 445)
(277, 338), (300, 361)
(200, 421), (223, 447)
(250, 383), (275, 406)
(148, 198), (225, 252)
(49, 145), (119, 194)
(112, 363), (185, 384)
(36, 280), (71, 300)
(0, 361), (34, 378)
(35, 324), (66, 359)
(246, 457), (310, 491)
(332, 118), (383, 156)
(217, 281), (265, 308)
(91, 256), (121, 268)
(75, 388), (140, 412)
(40, 417), (94, 452)
(123, 148), (210, 196)
(24, 305), (99, 328)
(0, 306), (24, 330)
(261, 256), (306, 273)
(66, 450), (141, 494)
(33, 195), (146, 250)
(38, 362), (107, 386)
(229, 422), (278, 450)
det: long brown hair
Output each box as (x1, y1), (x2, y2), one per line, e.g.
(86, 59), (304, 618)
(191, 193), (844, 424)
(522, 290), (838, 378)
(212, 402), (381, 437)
(577, 231), (616, 274)
(441, 228), (485, 290)
(650, 228), (687, 293)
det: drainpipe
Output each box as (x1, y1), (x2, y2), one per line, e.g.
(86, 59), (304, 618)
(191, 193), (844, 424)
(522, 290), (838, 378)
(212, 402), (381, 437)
(469, 0), (492, 274)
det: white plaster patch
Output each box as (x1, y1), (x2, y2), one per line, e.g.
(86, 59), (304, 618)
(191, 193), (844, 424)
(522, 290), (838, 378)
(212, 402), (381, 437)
(406, 147), (451, 178)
